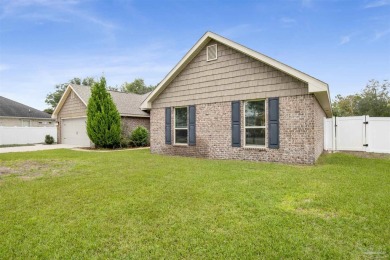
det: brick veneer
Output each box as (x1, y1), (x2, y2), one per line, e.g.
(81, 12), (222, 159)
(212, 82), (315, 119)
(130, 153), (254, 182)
(150, 94), (325, 164)
(121, 116), (150, 136)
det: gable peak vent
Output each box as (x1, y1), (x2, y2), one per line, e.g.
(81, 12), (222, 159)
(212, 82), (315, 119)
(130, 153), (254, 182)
(207, 44), (218, 61)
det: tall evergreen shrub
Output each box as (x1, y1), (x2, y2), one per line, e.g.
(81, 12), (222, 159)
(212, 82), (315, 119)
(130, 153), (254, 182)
(87, 77), (121, 148)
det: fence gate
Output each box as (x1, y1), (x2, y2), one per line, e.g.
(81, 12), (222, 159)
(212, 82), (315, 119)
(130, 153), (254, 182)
(335, 116), (368, 151)
(324, 116), (390, 153)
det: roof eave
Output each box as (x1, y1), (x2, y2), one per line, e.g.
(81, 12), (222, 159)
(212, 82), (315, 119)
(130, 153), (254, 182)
(51, 84), (87, 119)
(140, 31), (332, 117)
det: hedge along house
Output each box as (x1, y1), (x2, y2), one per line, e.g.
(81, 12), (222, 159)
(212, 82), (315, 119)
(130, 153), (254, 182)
(141, 32), (332, 164)
(52, 84), (150, 147)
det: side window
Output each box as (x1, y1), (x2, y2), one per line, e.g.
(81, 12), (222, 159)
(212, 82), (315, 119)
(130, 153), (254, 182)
(245, 100), (266, 146)
(174, 107), (188, 144)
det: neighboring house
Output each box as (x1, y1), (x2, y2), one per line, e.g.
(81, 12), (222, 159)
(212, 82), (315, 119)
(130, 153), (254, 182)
(0, 96), (54, 127)
(52, 84), (150, 147)
(141, 32), (332, 164)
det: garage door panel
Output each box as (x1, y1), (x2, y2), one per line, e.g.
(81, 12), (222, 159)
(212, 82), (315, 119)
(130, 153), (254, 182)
(62, 118), (91, 147)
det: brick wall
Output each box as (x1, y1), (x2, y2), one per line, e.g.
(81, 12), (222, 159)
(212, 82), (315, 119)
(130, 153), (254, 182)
(121, 117), (150, 136)
(150, 94), (325, 164)
(313, 97), (326, 161)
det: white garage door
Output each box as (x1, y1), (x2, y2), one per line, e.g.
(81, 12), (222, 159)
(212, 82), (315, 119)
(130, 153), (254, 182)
(62, 118), (91, 147)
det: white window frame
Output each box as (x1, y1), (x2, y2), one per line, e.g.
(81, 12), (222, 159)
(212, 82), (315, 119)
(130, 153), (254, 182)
(174, 106), (188, 145)
(244, 99), (266, 148)
(206, 44), (218, 61)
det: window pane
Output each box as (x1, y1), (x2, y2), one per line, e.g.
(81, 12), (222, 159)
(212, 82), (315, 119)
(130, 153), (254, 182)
(175, 129), (188, 144)
(245, 128), (265, 146)
(175, 107), (187, 128)
(245, 100), (265, 126)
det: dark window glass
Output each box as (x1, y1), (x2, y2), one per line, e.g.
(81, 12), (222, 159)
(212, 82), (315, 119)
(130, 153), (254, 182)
(175, 129), (188, 144)
(245, 128), (265, 146)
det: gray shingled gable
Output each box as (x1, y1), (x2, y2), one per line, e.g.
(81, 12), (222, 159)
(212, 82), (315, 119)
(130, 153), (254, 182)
(70, 84), (150, 117)
(0, 96), (52, 118)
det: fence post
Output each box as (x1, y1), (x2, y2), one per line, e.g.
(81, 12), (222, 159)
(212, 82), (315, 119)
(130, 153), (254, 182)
(332, 116), (336, 151)
(365, 115), (370, 152)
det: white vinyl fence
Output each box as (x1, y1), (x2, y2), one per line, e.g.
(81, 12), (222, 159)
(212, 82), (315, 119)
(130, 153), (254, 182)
(0, 127), (57, 145)
(324, 116), (390, 153)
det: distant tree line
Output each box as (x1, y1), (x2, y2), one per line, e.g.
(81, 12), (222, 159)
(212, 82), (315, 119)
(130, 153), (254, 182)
(44, 77), (156, 114)
(332, 80), (389, 117)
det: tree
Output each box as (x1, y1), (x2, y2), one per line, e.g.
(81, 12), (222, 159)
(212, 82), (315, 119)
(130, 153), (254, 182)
(45, 77), (96, 112)
(86, 77), (121, 148)
(357, 80), (390, 117)
(120, 78), (156, 94)
(332, 94), (361, 117)
(332, 80), (390, 117)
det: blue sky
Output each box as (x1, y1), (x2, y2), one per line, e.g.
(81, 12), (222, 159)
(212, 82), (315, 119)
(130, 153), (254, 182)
(0, 0), (389, 110)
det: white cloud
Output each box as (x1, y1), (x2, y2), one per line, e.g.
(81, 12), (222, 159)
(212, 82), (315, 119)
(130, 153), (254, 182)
(301, 0), (313, 8)
(339, 35), (351, 45)
(364, 0), (390, 8)
(372, 29), (390, 41)
(0, 0), (118, 31)
(280, 17), (296, 28)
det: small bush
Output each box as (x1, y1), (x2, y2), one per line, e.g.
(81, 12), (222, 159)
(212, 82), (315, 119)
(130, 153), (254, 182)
(45, 135), (54, 145)
(130, 126), (149, 147)
(120, 135), (131, 148)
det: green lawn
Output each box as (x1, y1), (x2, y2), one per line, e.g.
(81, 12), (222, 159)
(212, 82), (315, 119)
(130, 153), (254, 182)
(0, 150), (389, 259)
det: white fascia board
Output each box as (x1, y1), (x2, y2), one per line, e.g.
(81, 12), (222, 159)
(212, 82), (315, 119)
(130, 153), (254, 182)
(51, 84), (87, 119)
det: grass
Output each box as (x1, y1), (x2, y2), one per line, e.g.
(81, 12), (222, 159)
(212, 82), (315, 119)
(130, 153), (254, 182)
(0, 150), (389, 259)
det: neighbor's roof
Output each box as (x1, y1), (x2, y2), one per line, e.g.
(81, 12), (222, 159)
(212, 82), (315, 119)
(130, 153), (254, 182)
(141, 31), (332, 117)
(0, 96), (52, 119)
(52, 84), (150, 118)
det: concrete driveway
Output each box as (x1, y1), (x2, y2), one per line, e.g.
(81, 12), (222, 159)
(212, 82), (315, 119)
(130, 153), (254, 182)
(0, 144), (79, 154)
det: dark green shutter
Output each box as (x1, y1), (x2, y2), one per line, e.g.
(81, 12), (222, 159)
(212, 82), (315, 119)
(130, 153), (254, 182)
(165, 107), (171, 145)
(231, 101), (241, 147)
(188, 105), (196, 146)
(268, 97), (279, 149)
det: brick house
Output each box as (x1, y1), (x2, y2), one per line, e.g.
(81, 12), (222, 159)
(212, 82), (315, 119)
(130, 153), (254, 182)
(52, 84), (150, 147)
(141, 32), (332, 164)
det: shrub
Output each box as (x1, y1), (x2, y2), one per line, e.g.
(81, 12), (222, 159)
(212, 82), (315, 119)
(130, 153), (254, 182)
(45, 135), (54, 144)
(86, 77), (121, 148)
(130, 126), (149, 147)
(120, 134), (131, 148)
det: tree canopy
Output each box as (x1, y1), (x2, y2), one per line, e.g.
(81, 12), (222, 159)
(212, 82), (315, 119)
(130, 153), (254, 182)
(332, 80), (390, 117)
(86, 77), (121, 148)
(120, 78), (156, 94)
(44, 77), (96, 114)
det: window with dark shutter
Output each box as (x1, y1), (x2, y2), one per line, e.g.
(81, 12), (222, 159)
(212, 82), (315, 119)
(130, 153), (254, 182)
(232, 101), (241, 147)
(244, 100), (266, 147)
(188, 105), (196, 146)
(268, 97), (279, 149)
(165, 107), (171, 145)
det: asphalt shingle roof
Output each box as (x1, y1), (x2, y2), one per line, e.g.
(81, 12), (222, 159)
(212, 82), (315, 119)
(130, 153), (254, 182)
(70, 84), (150, 117)
(0, 96), (52, 118)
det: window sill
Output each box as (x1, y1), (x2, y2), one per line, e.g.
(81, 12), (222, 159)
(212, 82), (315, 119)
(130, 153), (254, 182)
(243, 146), (267, 150)
(173, 144), (188, 147)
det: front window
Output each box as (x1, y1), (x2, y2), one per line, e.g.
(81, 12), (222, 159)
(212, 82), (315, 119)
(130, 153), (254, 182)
(175, 107), (188, 144)
(245, 100), (265, 146)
